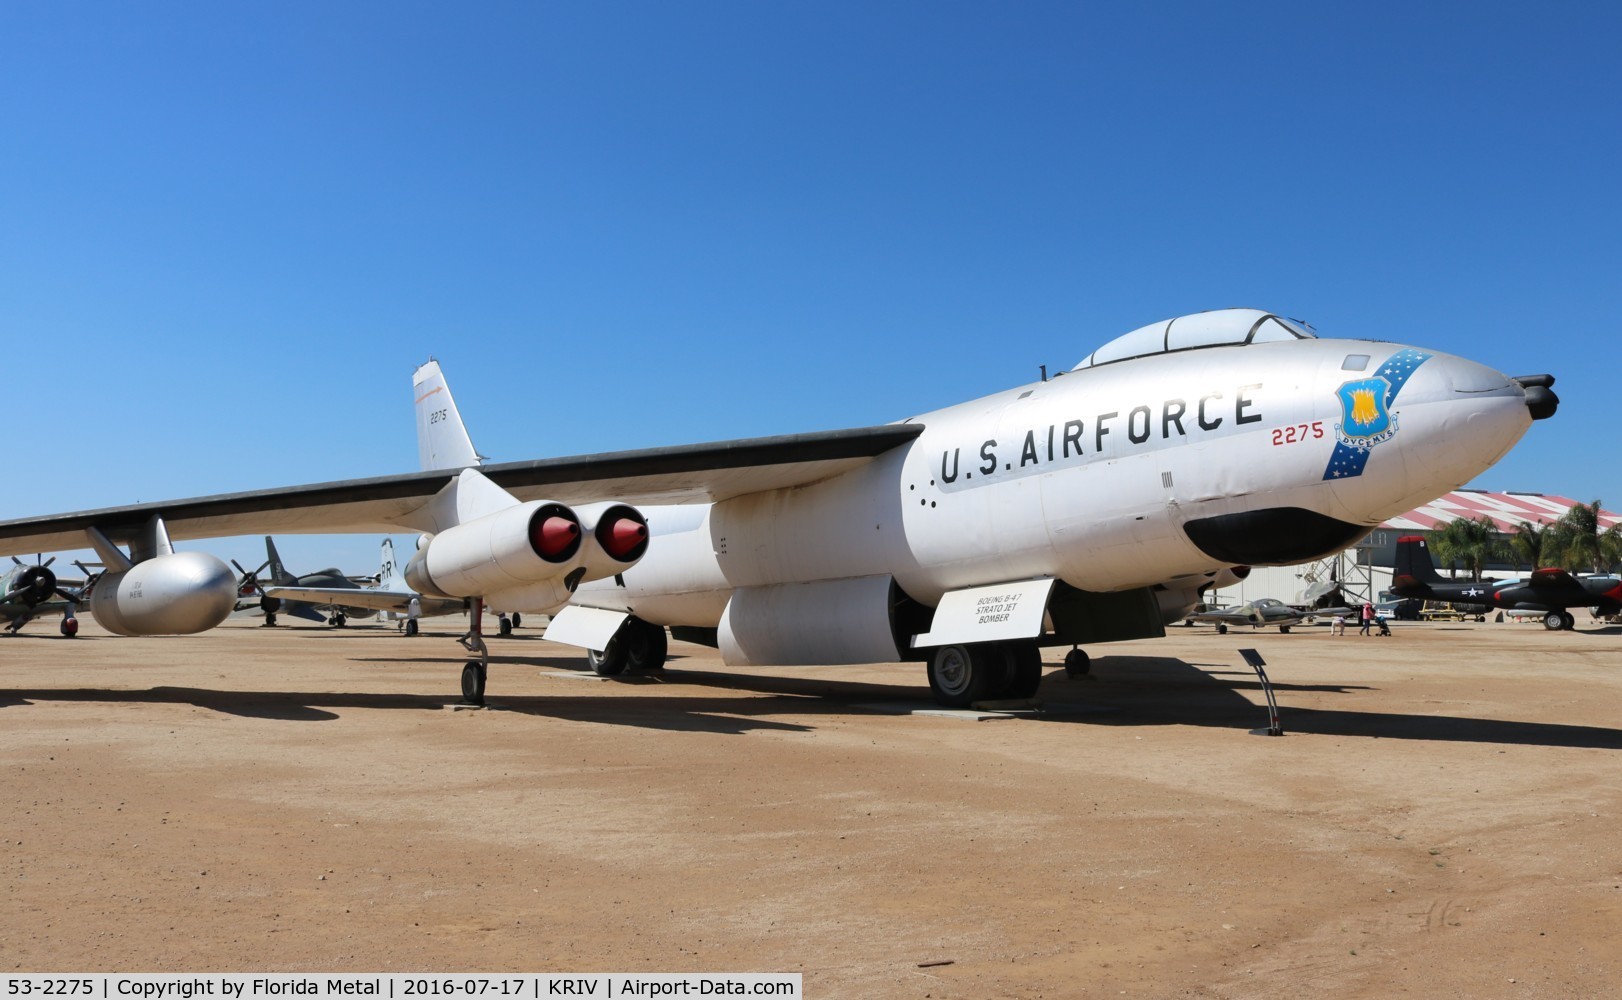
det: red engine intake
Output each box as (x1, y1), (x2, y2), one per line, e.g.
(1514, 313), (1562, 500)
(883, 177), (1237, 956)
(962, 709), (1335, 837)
(594, 505), (650, 564)
(530, 504), (583, 562)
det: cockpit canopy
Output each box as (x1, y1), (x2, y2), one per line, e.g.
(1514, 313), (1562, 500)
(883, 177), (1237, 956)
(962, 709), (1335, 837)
(1074, 308), (1317, 370)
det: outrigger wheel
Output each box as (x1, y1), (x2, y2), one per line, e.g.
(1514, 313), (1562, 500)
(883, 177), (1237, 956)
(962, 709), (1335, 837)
(1063, 647), (1091, 678)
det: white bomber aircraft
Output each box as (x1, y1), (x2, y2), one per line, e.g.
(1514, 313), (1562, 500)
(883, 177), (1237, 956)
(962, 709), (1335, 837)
(0, 310), (1556, 706)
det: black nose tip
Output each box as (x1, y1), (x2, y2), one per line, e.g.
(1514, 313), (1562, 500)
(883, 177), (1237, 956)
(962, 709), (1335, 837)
(1522, 385), (1559, 421)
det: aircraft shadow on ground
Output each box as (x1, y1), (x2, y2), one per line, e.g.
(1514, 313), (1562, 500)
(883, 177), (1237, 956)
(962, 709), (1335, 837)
(5, 653), (1621, 748)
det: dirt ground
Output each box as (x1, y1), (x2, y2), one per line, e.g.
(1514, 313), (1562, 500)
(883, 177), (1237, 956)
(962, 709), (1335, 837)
(4, 613), (1620, 997)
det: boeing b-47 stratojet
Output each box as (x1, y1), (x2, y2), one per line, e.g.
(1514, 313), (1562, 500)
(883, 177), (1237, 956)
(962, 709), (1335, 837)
(0, 309), (1557, 705)
(1392, 535), (1620, 631)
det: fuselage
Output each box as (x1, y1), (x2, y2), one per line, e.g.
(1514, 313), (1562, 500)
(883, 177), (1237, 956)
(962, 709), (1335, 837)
(574, 332), (1537, 628)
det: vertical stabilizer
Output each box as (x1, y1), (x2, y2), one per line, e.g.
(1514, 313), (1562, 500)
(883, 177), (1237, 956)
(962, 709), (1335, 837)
(414, 359), (482, 471)
(265, 537), (295, 586)
(378, 539), (401, 591)
(1393, 535), (1444, 588)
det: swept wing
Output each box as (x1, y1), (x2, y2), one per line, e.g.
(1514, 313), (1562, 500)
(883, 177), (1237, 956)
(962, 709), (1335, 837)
(0, 424), (924, 557)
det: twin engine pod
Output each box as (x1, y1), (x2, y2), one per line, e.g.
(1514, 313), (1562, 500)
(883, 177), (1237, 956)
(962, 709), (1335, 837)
(89, 551), (239, 635)
(404, 500), (649, 610)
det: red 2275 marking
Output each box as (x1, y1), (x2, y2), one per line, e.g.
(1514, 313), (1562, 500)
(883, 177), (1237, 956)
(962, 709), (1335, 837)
(1271, 421), (1325, 446)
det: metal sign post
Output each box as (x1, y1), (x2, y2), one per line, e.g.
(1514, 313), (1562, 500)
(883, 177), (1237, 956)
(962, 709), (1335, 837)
(1238, 648), (1283, 736)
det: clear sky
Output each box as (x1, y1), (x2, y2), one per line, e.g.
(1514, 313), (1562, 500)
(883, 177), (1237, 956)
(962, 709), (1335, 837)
(3, 2), (1618, 577)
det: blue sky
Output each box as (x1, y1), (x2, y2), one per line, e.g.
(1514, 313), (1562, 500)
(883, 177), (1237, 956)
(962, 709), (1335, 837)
(4, 2), (1618, 576)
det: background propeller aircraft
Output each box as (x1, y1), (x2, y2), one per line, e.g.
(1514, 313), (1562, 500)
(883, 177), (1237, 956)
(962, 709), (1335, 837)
(2, 556), (83, 636)
(264, 537), (468, 636)
(241, 536), (379, 627)
(1392, 536), (1621, 631)
(0, 309), (1557, 705)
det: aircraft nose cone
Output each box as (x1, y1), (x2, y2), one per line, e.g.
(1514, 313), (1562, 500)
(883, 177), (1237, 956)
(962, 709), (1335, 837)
(1323, 347), (1538, 525)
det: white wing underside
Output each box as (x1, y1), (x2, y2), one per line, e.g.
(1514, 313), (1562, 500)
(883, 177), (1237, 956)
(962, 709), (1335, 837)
(0, 425), (923, 557)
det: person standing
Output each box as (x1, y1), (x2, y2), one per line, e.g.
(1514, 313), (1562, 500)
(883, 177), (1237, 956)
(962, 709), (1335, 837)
(1359, 602), (1374, 636)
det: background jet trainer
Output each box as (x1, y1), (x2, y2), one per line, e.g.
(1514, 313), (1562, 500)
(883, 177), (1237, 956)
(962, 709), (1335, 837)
(0, 309), (1556, 705)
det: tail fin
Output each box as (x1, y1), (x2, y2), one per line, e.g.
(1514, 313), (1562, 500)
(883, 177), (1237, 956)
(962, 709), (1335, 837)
(378, 539), (401, 591)
(414, 358), (482, 471)
(1393, 535), (1444, 590)
(265, 537), (294, 586)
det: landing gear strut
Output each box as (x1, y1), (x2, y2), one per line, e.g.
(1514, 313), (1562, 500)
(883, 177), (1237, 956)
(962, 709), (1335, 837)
(458, 597), (490, 704)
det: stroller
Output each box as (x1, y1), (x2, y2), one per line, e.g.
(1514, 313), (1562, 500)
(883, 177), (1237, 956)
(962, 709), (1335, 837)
(1374, 614), (1391, 637)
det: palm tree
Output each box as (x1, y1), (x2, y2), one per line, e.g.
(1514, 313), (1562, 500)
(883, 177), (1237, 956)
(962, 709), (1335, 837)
(1429, 516), (1504, 581)
(1545, 500), (1622, 574)
(1510, 520), (1549, 572)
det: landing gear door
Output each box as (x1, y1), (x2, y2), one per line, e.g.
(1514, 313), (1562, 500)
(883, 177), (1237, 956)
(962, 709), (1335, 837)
(911, 577), (1056, 649)
(544, 605), (630, 650)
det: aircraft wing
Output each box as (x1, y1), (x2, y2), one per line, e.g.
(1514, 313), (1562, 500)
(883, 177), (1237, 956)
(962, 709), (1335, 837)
(0, 423), (924, 556)
(263, 586), (463, 616)
(1187, 608), (1255, 625)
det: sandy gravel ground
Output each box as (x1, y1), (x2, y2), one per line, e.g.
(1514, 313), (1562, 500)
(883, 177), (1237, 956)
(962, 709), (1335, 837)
(4, 613), (1620, 997)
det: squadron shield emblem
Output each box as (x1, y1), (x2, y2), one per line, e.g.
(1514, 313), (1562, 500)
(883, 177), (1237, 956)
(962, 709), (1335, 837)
(1334, 377), (1395, 444)
(1322, 349), (1433, 480)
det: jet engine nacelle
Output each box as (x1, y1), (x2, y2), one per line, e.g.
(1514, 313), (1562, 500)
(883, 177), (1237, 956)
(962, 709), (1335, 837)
(574, 503), (650, 581)
(89, 551), (238, 635)
(404, 500), (587, 600)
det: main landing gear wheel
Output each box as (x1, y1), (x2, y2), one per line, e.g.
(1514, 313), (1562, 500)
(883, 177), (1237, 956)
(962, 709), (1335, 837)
(510, 613), (522, 628)
(264, 612), (278, 627)
(461, 662), (487, 705)
(1000, 641), (1044, 700)
(498, 616), (513, 637)
(335, 613), (347, 628)
(1216, 623), (1229, 635)
(588, 635), (628, 676)
(927, 643), (1000, 708)
(405, 619), (419, 637)
(623, 618), (668, 673)
(1279, 625), (1291, 634)
(1063, 647), (1091, 678)
(1543, 610), (1573, 631)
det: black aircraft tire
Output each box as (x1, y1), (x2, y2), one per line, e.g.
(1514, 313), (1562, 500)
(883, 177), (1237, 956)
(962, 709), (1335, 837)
(336, 614), (347, 628)
(405, 619), (419, 637)
(511, 613), (522, 628)
(927, 643), (998, 708)
(625, 620), (669, 673)
(1280, 625), (1291, 634)
(1063, 648), (1091, 678)
(498, 617), (513, 637)
(1001, 642), (1044, 700)
(460, 662), (486, 705)
(588, 636), (629, 676)
(1217, 623), (1228, 635)
(1543, 611), (1569, 631)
